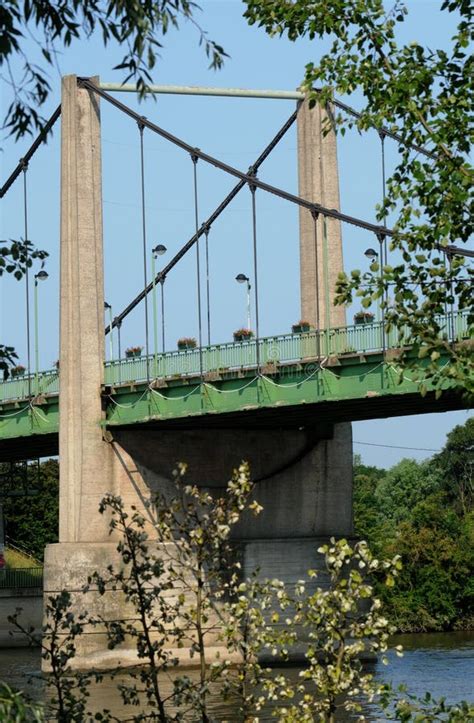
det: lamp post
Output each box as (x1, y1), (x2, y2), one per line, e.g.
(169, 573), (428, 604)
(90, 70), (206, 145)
(235, 273), (251, 330)
(34, 270), (48, 393)
(365, 244), (386, 352)
(104, 301), (113, 361)
(364, 248), (380, 323)
(152, 244), (167, 376)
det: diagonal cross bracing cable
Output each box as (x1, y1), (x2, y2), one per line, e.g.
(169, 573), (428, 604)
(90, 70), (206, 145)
(104, 104), (299, 334)
(81, 79), (390, 237)
(0, 105), (62, 198)
(94, 79), (472, 335)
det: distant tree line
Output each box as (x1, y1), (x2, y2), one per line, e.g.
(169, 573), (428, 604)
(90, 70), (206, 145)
(354, 417), (473, 632)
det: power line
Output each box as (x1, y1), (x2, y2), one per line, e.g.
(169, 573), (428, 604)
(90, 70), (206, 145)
(353, 440), (440, 453)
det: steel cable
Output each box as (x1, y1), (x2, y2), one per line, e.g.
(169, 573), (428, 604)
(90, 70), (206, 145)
(138, 120), (151, 383)
(191, 154), (204, 378)
(22, 165), (32, 400)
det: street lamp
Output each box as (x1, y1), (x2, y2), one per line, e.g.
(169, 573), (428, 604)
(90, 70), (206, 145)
(236, 273), (251, 330)
(152, 244), (167, 376)
(364, 248), (378, 261)
(363, 248), (380, 323)
(104, 301), (114, 361)
(34, 270), (48, 392)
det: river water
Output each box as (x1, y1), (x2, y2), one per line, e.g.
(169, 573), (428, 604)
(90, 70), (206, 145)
(0, 631), (472, 720)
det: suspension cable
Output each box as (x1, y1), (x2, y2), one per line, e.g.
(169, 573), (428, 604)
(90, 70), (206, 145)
(204, 225), (211, 345)
(379, 130), (388, 354)
(191, 153), (204, 377)
(138, 119), (150, 383)
(22, 163), (32, 400)
(250, 180), (260, 374)
(311, 210), (321, 360)
(0, 106), (61, 199)
(81, 80), (389, 237)
(160, 279), (166, 353)
(97, 79), (471, 337)
(105, 107), (299, 334)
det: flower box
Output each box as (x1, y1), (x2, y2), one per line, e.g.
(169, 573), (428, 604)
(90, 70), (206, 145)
(233, 329), (254, 342)
(11, 365), (26, 378)
(353, 312), (374, 326)
(292, 320), (312, 334)
(125, 346), (143, 358)
(177, 338), (197, 351)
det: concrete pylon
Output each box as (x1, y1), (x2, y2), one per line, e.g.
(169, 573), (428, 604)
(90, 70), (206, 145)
(297, 97), (346, 329)
(57, 74), (110, 542)
(43, 76), (152, 668)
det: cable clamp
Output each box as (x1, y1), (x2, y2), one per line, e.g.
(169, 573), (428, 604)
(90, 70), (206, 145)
(247, 168), (257, 192)
(137, 116), (147, 132)
(191, 148), (200, 164)
(311, 206), (320, 221)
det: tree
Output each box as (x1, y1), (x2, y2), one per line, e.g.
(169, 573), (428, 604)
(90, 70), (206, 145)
(352, 418), (474, 632)
(433, 416), (473, 514)
(2, 459), (59, 560)
(0, 1), (226, 140)
(244, 0), (473, 398)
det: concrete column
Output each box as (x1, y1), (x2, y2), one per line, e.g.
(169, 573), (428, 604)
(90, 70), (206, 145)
(44, 76), (152, 668)
(58, 74), (110, 542)
(297, 97), (346, 329)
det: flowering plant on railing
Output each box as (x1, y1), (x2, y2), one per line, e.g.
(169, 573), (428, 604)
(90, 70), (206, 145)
(177, 337), (197, 350)
(10, 365), (26, 378)
(233, 328), (254, 342)
(353, 310), (375, 325)
(125, 346), (143, 358)
(292, 320), (312, 333)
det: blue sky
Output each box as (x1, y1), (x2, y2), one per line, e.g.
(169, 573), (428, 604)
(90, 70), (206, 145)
(0, 0), (471, 467)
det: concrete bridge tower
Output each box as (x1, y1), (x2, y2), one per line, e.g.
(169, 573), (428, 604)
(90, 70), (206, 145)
(43, 78), (353, 668)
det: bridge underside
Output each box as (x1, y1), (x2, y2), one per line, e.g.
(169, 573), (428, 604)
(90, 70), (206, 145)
(0, 350), (468, 462)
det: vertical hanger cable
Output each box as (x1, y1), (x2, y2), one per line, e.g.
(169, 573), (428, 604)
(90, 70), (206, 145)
(204, 226), (211, 345)
(22, 163), (32, 400)
(311, 209), (321, 360)
(192, 153), (204, 377)
(250, 182), (260, 374)
(139, 120), (150, 383)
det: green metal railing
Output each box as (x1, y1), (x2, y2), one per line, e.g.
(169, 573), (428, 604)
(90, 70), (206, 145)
(0, 312), (469, 403)
(0, 369), (59, 404)
(0, 567), (43, 589)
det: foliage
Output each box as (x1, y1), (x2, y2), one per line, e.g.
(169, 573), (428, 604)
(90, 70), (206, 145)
(244, 0), (473, 398)
(86, 461), (270, 720)
(1, 0), (227, 141)
(262, 538), (403, 722)
(9, 592), (96, 722)
(0, 242), (49, 378)
(2, 459), (59, 561)
(353, 418), (474, 632)
(0, 683), (44, 722)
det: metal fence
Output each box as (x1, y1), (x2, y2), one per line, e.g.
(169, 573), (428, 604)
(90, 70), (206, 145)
(0, 567), (43, 589)
(0, 311), (470, 401)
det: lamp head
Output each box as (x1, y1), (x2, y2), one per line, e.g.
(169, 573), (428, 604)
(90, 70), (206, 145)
(364, 248), (378, 260)
(235, 273), (249, 284)
(35, 270), (49, 282)
(152, 244), (167, 257)
(104, 301), (112, 310)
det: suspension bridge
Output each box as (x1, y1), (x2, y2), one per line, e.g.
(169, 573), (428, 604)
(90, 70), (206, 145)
(0, 76), (471, 664)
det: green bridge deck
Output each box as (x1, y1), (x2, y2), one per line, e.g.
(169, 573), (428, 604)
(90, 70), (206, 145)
(0, 315), (470, 461)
